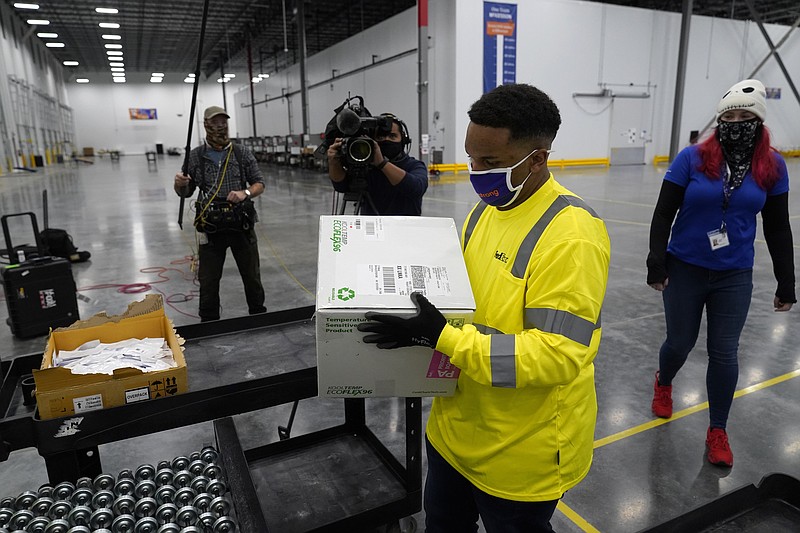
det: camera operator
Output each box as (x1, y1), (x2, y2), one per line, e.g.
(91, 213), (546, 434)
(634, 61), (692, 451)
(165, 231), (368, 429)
(327, 113), (428, 215)
(173, 105), (267, 322)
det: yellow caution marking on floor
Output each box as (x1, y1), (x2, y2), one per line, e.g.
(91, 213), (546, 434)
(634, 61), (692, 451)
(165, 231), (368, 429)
(557, 500), (602, 533)
(556, 367), (800, 531)
(594, 402), (709, 449)
(594, 367), (800, 450)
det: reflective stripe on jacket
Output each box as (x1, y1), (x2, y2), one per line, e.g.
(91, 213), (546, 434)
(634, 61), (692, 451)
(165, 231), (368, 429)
(427, 174), (611, 501)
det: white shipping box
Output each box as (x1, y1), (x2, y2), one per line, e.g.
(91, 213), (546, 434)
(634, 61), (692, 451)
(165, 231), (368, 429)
(316, 216), (475, 397)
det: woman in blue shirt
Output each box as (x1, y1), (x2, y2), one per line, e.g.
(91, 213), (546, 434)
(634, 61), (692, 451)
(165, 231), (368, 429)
(647, 79), (795, 467)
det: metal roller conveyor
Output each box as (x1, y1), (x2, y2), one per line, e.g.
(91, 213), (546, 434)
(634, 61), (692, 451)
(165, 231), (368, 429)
(1, 307), (422, 531)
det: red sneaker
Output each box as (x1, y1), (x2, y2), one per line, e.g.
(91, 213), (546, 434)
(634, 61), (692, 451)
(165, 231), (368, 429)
(651, 371), (673, 418)
(706, 427), (733, 466)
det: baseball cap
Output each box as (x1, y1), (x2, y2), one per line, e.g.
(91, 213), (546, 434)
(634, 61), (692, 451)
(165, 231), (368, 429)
(204, 105), (230, 120)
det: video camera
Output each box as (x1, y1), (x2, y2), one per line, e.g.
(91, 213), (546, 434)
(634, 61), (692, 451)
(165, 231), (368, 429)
(317, 95), (393, 180)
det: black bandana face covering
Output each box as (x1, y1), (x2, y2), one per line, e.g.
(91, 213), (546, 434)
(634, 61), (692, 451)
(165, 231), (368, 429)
(717, 118), (759, 188)
(204, 121), (230, 150)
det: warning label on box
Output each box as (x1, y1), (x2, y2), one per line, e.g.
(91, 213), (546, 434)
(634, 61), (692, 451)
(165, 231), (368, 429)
(73, 394), (103, 413)
(125, 386), (150, 404)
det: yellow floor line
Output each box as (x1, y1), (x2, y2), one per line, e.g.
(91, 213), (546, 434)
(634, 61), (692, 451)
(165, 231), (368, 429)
(559, 366), (800, 531)
(557, 501), (601, 533)
(595, 366), (800, 449)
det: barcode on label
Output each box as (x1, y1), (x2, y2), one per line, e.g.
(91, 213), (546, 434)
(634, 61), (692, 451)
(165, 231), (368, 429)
(382, 266), (396, 293)
(354, 219), (361, 229)
(366, 221), (376, 236)
(411, 265), (427, 292)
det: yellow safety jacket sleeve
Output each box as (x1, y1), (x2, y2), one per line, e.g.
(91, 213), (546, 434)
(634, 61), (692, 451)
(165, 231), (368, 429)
(437, 234), (607, 388)
(427, 175), (611, 501)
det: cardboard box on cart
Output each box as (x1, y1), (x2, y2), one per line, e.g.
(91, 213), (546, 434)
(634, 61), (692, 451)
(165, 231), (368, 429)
(316, 216), (475, 397)
(33, 294), (187, 420)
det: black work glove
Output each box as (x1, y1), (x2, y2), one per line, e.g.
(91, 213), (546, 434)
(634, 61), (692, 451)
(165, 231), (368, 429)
(357, 292), (447, 349)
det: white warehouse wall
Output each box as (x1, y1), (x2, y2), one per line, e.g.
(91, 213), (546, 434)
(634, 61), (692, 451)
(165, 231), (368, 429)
(52, 0), (800, 164)
(67, 74), (235, 155)
(454, 0), (800, 163)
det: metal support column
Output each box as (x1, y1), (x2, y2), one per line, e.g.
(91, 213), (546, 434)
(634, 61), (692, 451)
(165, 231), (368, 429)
(417, 0), (430, 168)
(668, 0), (692, 161)
(297, 0), (309, 136)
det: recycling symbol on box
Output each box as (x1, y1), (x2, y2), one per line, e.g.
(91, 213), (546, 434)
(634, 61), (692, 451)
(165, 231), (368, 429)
(337, 287), (355, 301)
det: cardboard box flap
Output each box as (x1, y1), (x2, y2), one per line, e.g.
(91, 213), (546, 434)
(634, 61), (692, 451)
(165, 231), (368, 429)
(54, 294), (165, 332)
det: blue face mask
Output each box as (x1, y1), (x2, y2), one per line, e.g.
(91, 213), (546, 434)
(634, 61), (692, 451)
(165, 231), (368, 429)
(468, 148), (542, 207)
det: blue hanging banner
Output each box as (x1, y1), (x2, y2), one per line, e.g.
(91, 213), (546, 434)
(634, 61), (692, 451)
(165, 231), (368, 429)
(483, 2), (517, 94)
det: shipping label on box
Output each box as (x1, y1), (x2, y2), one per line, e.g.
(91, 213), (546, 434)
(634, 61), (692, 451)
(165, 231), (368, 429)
(317, 216), (475, 397)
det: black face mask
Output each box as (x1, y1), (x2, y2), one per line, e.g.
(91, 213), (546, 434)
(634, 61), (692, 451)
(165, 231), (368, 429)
(717, 118), (759, 189)
(378, 140), (405, 161)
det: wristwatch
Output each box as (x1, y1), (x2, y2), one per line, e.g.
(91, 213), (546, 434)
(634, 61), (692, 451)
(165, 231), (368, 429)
(244, 189), (251, 198)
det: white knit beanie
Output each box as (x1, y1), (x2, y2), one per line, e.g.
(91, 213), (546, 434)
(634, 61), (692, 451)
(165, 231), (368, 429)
(716, 79), (767, 122)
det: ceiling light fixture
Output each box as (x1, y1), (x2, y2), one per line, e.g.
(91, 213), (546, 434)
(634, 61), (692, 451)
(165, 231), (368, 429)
(26, 19), (49, 25)
(110, 67), (125, 72)
(106, 51), (123, 56)
(45, 42), (65, 48)
(150, 78), (162, 83)
(187, 73), (195, 78)
(76, 78), (89, 83)
(113, 78), (126, 83)
(251, 77), (261, 83)
(101, 34), (121, 40)
(99, 23), (120, 29)
(63, 61), (79, 66)
(109, 62), (124, 67)
(104, 44), (122, 49)
(223, 73), (235, 78)
(14, 3), (39, 10)
(96, 8), (119, 14)
(37, 32), (58, 38)
(151, 73), (164, 77)
(183, 78), (194, 83)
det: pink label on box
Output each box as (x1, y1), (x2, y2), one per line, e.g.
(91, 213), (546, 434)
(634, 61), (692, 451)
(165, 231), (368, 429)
(427, 351), (461, 379)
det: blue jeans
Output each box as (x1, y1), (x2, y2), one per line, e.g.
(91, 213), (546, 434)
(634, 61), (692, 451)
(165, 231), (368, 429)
(424, 439), (558, 533)
(658, 255), (753, 429)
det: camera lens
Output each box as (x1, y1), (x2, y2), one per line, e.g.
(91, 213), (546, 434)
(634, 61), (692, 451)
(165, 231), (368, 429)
(347, 138), (373, 162)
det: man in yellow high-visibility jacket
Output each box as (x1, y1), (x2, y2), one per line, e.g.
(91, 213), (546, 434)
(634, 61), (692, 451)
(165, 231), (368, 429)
(359, 83), (611, 532)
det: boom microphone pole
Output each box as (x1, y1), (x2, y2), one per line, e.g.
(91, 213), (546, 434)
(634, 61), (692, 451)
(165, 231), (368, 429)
(178, 0), (211, 230)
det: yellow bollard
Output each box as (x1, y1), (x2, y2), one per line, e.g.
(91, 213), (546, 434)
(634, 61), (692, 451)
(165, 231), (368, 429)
(29, 153), (36, 168)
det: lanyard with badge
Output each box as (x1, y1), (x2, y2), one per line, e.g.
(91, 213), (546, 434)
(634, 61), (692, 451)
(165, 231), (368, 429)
(707, 165), (736, 251)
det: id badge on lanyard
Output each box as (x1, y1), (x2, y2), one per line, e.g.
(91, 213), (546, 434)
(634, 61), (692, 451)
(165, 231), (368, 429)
(708, 165), (732, 251)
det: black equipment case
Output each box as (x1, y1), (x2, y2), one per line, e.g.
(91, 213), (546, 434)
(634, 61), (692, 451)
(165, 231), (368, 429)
(2, 212), (80, 338)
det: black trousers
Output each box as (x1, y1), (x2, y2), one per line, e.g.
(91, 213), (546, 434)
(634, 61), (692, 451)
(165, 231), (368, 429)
(197, 228), (266, 321)
(424, 438), (558, 533)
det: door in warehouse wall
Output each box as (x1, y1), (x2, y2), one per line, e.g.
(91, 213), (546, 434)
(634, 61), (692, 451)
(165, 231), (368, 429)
(608, 96), (648, 165)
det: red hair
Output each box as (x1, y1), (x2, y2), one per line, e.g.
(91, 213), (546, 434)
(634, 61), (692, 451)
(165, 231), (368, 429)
(696, 124), (779, 190)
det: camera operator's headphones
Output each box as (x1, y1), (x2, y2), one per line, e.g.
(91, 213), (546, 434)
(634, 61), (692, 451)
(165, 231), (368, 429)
(380, 113), (412, 154)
